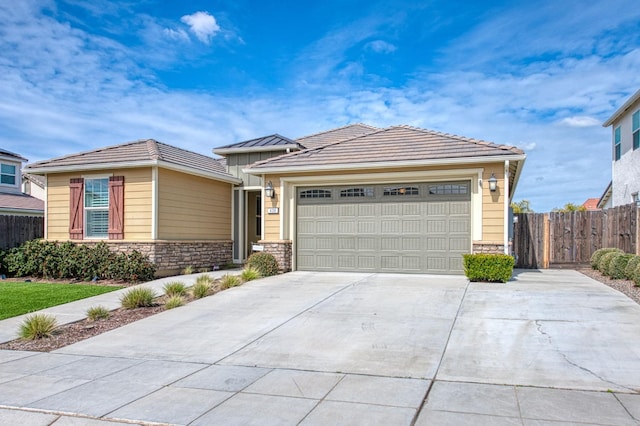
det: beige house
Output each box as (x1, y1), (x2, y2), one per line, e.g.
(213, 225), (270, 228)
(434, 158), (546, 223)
(26, 124), (526, 275)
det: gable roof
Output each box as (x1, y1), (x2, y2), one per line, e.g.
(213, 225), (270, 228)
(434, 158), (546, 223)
(0, 148), (28, 163)
(603, 89), (640, 127)
(246, 125), (525, 173)
(22, 172), (45, 188)
(214, 134), (301, 155)
(0, 192), (44, 214)
(25, 139), (241, 184)
(296, 123), (379, 149)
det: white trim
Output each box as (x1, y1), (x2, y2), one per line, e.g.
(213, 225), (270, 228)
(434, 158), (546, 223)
(504, 160), (510, 254)
(603, 88), (640, 127)
(44, 174), (48, 239)
(0, 160), (21, 192)
(26, 160), (242, 184)
(151, 166), (158, 240)
(475, 169), (483, 241)
(213, 144), (300, 155)
(244, 154), (526, 175)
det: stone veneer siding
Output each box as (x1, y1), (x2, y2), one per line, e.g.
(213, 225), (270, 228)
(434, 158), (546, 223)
(473, 242), (506, 254)
(258, 240), (292, 272)
(79, 240), (233, 276)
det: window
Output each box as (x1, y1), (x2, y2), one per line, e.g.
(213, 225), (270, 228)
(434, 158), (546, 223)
(0, 163), (16, 185)
(85, 178), (109, 238)
(429, 183), (469, 195)
(340, 187), (374, 197)
(383, 186), (419, 196)
(300, 189), (332, 199)
(614, 126), (621, 160)
(633, 110), (639, 151)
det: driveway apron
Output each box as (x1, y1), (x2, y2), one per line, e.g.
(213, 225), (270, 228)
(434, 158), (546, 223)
(0, 269), (639, 425)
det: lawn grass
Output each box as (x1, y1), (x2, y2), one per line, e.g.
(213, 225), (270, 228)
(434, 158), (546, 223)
(0, 282), (124, 320)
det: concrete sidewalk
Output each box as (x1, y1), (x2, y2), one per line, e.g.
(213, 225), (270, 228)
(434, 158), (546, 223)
(0, 269), (241, 344)
(0, 269), (639, 425)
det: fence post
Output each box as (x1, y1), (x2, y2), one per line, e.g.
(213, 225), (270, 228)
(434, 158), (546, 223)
(542, 213), (550, 269)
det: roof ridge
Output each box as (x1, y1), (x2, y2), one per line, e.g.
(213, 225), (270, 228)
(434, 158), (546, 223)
(145, 139), (162, 160)
(296, 123), (378, 141)
(27, 139), (152, 167)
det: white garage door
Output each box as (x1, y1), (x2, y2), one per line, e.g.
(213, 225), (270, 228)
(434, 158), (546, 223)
(296, 182), (471, 274)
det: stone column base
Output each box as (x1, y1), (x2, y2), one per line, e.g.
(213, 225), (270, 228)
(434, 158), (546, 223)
(258, 240), (292, 272)
(472, 241), (506, 254)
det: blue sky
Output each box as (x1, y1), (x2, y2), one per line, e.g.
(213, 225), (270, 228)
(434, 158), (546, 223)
(1, 0), (639, 212)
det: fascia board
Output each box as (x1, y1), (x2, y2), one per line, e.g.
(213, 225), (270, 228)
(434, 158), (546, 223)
(243, 154), (526, 175)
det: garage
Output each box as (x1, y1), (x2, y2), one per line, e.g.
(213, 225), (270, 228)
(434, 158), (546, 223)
(296, 181), (471, 274)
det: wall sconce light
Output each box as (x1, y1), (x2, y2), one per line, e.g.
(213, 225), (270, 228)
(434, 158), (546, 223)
(265, 181), (275, 198)
(488, 173), (498, 192)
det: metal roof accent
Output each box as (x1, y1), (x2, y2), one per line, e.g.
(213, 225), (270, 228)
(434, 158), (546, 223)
(214, 134), (301, 155)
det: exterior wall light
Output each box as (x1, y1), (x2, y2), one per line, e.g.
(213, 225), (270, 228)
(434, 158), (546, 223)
(265, 181), (275, 198)
(488, 173), (498, 192)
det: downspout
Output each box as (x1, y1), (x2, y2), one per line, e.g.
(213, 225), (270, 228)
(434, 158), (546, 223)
(504, 160), (510, 254)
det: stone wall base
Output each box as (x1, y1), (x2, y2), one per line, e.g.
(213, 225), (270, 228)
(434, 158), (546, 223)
(78, 240), (233, 277)
(473, 242), (506, 254)
(258, 240), (292, 272)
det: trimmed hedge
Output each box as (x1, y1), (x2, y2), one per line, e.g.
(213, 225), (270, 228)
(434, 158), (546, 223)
(1, 240), (156, 282)
(597, 251), (621, 275)
(590, 248), (624, 269)
(624, 255), (640, 280)
(462, 254), (515, 283)
(634, 263), (640, 287)
(246, 252), (280, 277)
(607, 253), (634, 279)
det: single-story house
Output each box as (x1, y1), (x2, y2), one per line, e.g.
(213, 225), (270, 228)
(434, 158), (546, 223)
(25, 124), (526, 275)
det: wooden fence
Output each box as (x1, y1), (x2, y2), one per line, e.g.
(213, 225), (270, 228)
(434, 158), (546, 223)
(513, 204), (639, 268)
(0, 215), (44, 250)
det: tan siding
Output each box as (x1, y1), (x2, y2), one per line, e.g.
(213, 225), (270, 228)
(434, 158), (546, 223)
(45, 168), (152, 241)
(263, 175), (281, 240)
(481, 168), (505, 242)
(157, 168), (232, 240)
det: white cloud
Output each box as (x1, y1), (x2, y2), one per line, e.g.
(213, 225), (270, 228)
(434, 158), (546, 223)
(180, 11), (220, 44)
(163, 27), (189, 42)
(366, 40), (397, 53)
(559, 116), (601, 127)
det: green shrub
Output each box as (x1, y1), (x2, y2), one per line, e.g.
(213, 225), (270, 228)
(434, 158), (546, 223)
(241, 267), (261, 282)
(86, 305), (110, 321)
(607, 253), (634, 279)
(195, 274), (214, 285)
(590, 248), (624, 269)
(220, 274), (242, 289)
(246, 252), (280, 277)
(18, 313), (58, 340)
(163, 281), (187, 297)
(598, 251), (621, 274)
(182, 265), (194, 275)
(165, 295), (185, 309)
(120, 287), (156, 309)
(192, 281), (211, 299)
(462, 254), (515, 283)
(624, 256), (640, 280)
(634, 263), (640, 287)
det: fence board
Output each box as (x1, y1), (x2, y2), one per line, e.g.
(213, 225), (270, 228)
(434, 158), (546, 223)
(0, 215), (44, 250)
(514, 204), (638, 268)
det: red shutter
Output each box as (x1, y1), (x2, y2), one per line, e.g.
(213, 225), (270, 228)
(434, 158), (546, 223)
(108, 176), (125, 240)
(69, 178), (84, 240)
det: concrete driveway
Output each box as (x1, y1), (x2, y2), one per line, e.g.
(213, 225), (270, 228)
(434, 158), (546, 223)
(0, 269), (639, 425)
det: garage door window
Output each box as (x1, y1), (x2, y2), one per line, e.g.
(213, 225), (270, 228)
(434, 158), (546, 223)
(428, 183), (469, 195)
(300, 189), (332, 199)
(340, 187), (374, 197)
(383, 186), (419, 196)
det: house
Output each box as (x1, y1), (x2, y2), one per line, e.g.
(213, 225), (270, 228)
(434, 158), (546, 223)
(25, 124), (526, 275)
(0, 148), (44, 216)
(581, 198), (601, 211)
(22, 172), (46, 201)
(24, 140), (241, 275)
(602, 89), (640, 208)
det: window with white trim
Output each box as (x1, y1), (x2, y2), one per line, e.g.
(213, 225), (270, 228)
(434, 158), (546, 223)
(0, 163), (16, 185)
(383, 186), (419, 196)
(84, 178), (109, 238)
(614, 126), (621, 160)
(633, 110), (639, 151)
(340, 187), (374, 197)
(300, 189), (332, 199)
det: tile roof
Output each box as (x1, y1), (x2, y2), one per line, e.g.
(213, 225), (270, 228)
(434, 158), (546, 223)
(581, 198), (601, 211)
(0, 148), (28, 162)
(25, 139), (238, 182)
(296, 123), (380, 149)
(248, 125), (525, 170)
(214, 134), (300, 152)
(0, 192), (44, 212)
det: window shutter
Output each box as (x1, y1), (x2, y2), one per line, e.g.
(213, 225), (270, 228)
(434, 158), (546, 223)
(69, 178), (84, 240)
(108, 176), (125, 240)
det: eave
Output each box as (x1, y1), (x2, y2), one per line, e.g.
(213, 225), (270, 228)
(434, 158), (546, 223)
(603, 89), (640, 127)
(25, 160), (242, 185)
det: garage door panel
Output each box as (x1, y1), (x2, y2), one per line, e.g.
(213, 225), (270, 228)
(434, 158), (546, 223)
(297, 182), (471, 274)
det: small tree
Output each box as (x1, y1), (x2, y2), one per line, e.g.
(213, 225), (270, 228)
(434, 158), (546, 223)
(511, 200), (533, 213)
(552, 202), (586, 212)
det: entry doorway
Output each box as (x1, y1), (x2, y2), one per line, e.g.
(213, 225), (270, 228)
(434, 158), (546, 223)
(232, 188), (262, 263)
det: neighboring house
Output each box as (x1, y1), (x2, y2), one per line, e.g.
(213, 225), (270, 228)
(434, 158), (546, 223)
(25, 140), (242, 275)
(26, 124), (526, 275)
(581, 198), (601, 211)
(22, 172), (46, 201)
(602, 89), (640, 208)
(0, 148), (44, 216)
